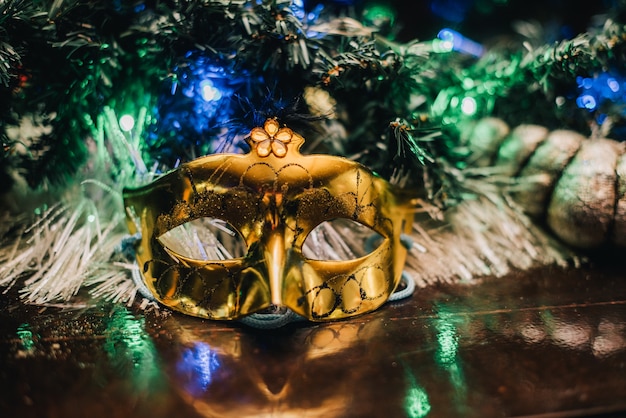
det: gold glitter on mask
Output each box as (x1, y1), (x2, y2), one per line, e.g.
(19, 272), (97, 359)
(123, 118), (414, 321)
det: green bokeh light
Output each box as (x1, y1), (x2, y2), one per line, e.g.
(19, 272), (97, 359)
(363, 4), (396, 25)
(119, 114), (136, 132)
(461, 97), (477, 116)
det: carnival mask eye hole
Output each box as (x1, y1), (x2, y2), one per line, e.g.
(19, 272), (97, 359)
(157, 218), (247, 260)
(302, 218), (384, 261)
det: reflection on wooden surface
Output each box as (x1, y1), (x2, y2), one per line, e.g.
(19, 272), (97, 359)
(1, 262), (626, 417)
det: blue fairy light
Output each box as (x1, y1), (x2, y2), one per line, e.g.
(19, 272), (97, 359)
(580, 77), (593, 89)
(607, 77), (620, 93)
(436, 28), (484, 57)
(576, 94), (597, 111)
(168, 56), (236, 122)
(306, 3), (324, 25)
(575, 71), (626, 113)
(151, 53), (257, 158)
(291, 0), (306, 20)
(199, 79), (223, 102)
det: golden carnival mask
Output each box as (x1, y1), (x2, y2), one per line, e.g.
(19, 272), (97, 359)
(123, 118), (414, 321)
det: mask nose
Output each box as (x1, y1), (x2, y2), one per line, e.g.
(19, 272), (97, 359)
(264, 230), (285, 306)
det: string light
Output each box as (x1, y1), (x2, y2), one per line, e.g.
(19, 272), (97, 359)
(576, 94), (597, 110)
(119, 114), (136, 132)
(460, 97), (477, 115)
(576, 71), (626, 113)
(199, 79), (222, 102)
(436, 28), (484, 57)
(152, 54), (253, 158)
(362, 3), (396, 35)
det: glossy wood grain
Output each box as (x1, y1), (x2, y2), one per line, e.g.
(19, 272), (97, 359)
(1, 261), (626, 418)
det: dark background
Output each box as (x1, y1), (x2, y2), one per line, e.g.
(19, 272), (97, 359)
(334, 0), (613, 43)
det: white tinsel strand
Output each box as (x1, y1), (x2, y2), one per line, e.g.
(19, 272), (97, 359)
(87, 266), (141, 306)
(0, 106), (157, 308)
(0, 188), (132, 305)
(404, 191), (578, 287)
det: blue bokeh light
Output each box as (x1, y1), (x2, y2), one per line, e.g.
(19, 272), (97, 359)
(576, 71), (626, 113)
(437, 28), (484, 57)
(291, 0), (306, 20)
(576, 94), (597, 110)
(151, 53), (259, 158)
(199, 79), (223, 102)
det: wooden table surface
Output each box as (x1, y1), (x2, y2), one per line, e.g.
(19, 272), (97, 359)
(1, 260), (626, 418)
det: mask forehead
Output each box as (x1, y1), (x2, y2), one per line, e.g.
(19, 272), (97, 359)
(123, 119), (413, 321)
